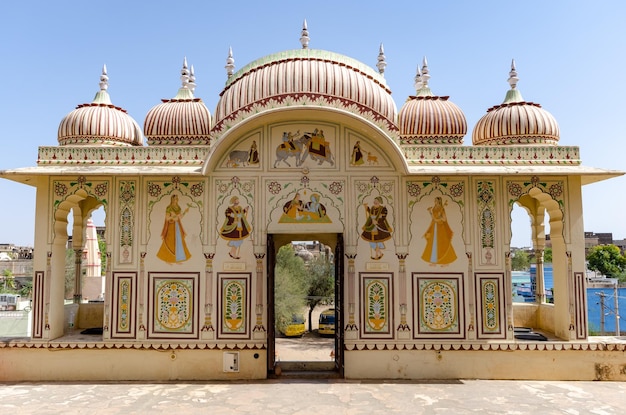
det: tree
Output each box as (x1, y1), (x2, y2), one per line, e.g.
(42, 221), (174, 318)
(586, 245), (626, 279)
(304, 253), (335, 332)
(511, 250), (530, 271)
(543, 248), (552, 263)
(1, 269), (16, 292)
(274, 244), (308, 334)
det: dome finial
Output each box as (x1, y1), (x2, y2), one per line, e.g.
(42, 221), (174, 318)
(413, 64), (423, 93)
(376, 43), (387, 75)
(508, 59), (519, 89)
(180, 57), (190, 89)
(99, 64), (109, 91)
(300, 19), (310, 49)
(421, 56), (430, 88)
(225, 46), (235, 79)
(189, 65), (196, 93)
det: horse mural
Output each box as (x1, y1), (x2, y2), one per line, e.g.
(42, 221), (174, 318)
(273, 132), (312, 168)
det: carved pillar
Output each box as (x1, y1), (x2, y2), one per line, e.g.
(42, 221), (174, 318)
(466, 252), (475, 337)
(201, 252), (215, 336)
(44, 251), (52, 332)
(396, 253), (409, 333)
(137, 251), (146, 335)
(505, 251), (514, 334)
(73, 248), (83, 303)
(345, 253), (358, 331)
(253, 252), (266, 334)
(535, 249), (546, 303)
(566, 251), (575, 336)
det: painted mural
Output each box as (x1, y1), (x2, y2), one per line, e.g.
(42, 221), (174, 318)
(350, 140), (380, 166)
(225, 140), (260, 168)
(273, 127), (335, 168)
(279, 191), (331, 223)
(219, 195), (252, 259)
(156, 194), (192, 263)
(421, 196), (457, 265)
(360, 196), (393, 260)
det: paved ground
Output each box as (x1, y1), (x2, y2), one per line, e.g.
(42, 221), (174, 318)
(0, 379), (625, 414)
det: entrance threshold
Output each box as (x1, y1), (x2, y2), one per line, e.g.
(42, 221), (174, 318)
(271, 361), (341, 379)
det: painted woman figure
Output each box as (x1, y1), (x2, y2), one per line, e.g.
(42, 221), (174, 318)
(248, 140), (259, 164)
(361, 196), (393, 260)
(220, 196), (252, 259)
(421, 196), (457, 265)
(282, 192), (303, 220)
(351, 140), (364, 166)
(157, 194), (191, 263)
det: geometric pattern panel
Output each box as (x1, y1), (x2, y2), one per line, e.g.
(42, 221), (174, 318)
(111, 272), (137, 339)
(217, 273), (251, 339)
(475, 273), (506, 339)
(574, 272), (587, 339)
(147, 272), (199, 339)
(413, 272), (465, 339)
(359, 273), (393, 339)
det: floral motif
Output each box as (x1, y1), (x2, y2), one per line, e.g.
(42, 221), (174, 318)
(94, 183), (108, 197)
(268, 181), (281, 195)
(329, 181), (343, 195)
(407, 182), (421, 197)
(301, 176), (310, 187)
(190, 182), (204, 197)
(171, 176), (181, 188)
(54, 182), (68, 197)
(507, 182), (523, 198)
(148, 182), (161, 198)
(77, 175), (87, 187)
(356, 182), (368, 194)
(431, 176), (441, 187)
(119, 183), (134, 203)
(217, 182), (229, 194)
(549, 183), (563, 199)
(531, 175), (540, 187)
(449, 182), (464, 198)
(380, 181), (393, 195)
(241, 181), (253, 194)
(370, 176), (379, 186)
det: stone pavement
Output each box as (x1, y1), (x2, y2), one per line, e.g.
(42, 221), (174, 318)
(0, 379), (625, 414)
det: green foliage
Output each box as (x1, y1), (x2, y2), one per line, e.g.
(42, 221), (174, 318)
(305, 254), (335, 331)
(511, 250), (530, 271)
(1, 268), (16, 292)
(98, 235), (107, 275)
(274, 244), (308, 334)
(586, 245), (626, 278)
(543, 248), (552, 263)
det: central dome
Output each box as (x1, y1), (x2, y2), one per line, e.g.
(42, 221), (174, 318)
(213, 48), (397, 133)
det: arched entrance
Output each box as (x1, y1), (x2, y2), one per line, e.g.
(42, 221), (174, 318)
(267, 233), (344, 377)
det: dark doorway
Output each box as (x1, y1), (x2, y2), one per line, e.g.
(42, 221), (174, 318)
(267, 233), (343, 377)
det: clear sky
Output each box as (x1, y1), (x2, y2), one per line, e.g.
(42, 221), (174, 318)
(0, 1), (624, 248)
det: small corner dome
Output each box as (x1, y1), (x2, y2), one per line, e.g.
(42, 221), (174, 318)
(143, 59), (212, 145)
(398, 59), (466, 145)
(212, 25), (397, 138)
(57, 66), (143, 146)
(472, 61), (559, 146)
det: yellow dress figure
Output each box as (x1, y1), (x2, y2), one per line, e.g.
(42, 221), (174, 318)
(421, 196), (457, 264)
(157, 194), (191, 263)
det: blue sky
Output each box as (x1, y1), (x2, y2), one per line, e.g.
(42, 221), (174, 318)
(0, 1), (624, 248)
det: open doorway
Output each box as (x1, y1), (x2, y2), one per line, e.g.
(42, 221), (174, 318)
(267, 233), (343, 377)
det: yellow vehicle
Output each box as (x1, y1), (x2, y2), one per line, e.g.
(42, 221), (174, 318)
(281, 314), (306, 337)
(318, 308), (335, 336)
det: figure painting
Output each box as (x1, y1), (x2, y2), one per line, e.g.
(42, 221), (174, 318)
(421, 196), (457, 265)
(279, 191), (331, 223)
(219, 196), (252, 259)
(226, 140), (260, 168)
(273, 128), (334, 168)
(157, 194), (192, 263)
(350, 140), (379, 166)
(360, 196), (393, 260)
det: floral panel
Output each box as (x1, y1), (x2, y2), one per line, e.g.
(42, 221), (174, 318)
(118, 180), (135, 264)
(147, 272), (199, 339)
(359, 273), (393, 339)
(413, 273), (465, 339)
(218, 273), (251, 339)
(475, 273), (505, 339)
(111, 272), (137, 339)
(476, 180), (497, 266)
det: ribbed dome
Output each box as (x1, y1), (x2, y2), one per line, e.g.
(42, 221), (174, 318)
(472, 61), (559, 146)
(58, 66), (143, 147)
(214, 46), (397, 131)
(398, 59), (466, 145)
(144, 59), (212, 145)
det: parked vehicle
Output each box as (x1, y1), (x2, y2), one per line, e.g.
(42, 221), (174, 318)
(318, 308), (335, 336)
(281, 314), (306, 337)
(0, 293), (21, 311)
